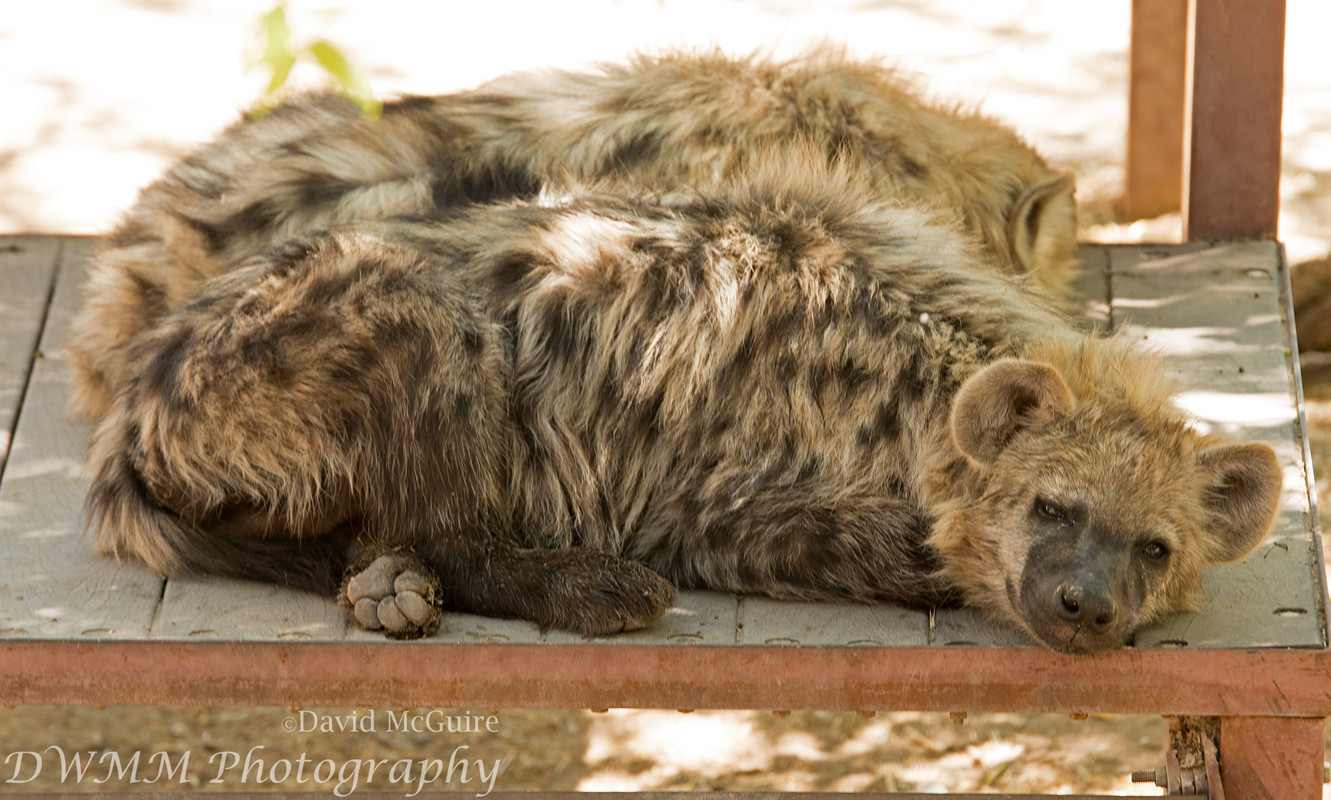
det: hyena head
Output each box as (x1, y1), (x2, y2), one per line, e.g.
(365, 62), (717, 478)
(933, 345), (1282, 654)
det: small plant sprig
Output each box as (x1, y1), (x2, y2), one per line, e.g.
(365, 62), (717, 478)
(252, 4), (381, 118)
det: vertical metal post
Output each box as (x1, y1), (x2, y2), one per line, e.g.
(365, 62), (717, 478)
(1182, 0), (1286, 240)
(1125, 0), (1188, 220)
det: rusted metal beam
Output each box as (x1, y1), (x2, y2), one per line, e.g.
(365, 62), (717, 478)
(3, 640), (1329, 715)
(1125, 0), (1189, 220)
(1219, 716), (1326, 799)
(1182, 0), (1286, 240)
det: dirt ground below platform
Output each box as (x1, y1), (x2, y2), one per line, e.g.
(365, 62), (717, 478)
(0, 705), (1166, 794)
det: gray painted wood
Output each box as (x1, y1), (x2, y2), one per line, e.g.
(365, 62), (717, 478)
(0, 239), (1322, 654)
(737, 597), (928, 646)
(1066, 244), (1111, 330)
(1110, 243), (1326, 649)
(154, 575), (348, 642)
(0, 237), (60, 469)
(0, 239), (165, 640)
(930, 608), (1036, 648)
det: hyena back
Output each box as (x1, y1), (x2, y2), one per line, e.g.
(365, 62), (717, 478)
(67, 47), (1076, 424)
(83, 171), (1279, 653)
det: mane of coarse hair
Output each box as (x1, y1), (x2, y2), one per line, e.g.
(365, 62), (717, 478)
(541, 140), (963, 234)
(1022, 333), (1184, 423)
(692, 142), (964, 230)
(616, 40), (932, 107)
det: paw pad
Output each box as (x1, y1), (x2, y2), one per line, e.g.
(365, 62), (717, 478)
(342, 553), (443, 638)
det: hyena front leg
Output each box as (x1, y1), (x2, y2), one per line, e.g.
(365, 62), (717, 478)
(340, 543), (675, 637)
(431, 544), (676, 635)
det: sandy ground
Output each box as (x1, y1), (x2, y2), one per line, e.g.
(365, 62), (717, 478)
(1, 0), (1329, 795)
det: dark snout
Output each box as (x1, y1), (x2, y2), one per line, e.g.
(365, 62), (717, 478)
(1055, 581), (1118, 636)
(1016, 531), (1144, 655)
(1018, 570), (1134, 654)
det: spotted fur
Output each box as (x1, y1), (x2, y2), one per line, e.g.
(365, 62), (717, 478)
(67, 47), (1076, 424)
(80, 165), (1279, 652)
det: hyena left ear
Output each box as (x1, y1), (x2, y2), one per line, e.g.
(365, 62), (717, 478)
(1008, 171), (1077, 276)
(1196, 442), (1283, 563)
(950, 360), (1073, 467)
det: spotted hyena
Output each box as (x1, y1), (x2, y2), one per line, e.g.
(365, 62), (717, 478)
(79, 161), (1280, 654)
(66, 47), (1077, 426)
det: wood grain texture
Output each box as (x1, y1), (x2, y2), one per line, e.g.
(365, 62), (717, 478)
(0, 238), (165, 640)
(738, 597), (928, 647)
(153, 575), (348, 642)
(0, 237), (60, 471)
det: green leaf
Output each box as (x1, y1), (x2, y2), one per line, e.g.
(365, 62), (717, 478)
(259, 5), (292, 55)
(309, 40), (361, 92)
(255, 5), (297, 95)
(309, 39), (381, 118)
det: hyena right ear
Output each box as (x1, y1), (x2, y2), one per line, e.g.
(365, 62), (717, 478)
(1196, 442), (1283, 564)
(1008, 171), (1077, 278)
(950, 360), (1073, 467)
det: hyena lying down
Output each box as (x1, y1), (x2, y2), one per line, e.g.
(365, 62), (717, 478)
(81, 166), (1280, 654)
(67, 47), (1077, 426)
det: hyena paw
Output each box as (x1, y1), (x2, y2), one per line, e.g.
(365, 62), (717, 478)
(550, 557), (676, 637)
(340, 553), (444, 639)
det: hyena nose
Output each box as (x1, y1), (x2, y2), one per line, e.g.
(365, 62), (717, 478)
(1056, 583), (1117, 634)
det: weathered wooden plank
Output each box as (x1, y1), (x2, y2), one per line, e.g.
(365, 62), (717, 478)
(1124, 0), (1188, 219)
(0, 239), (165, 640)
(1110, 242), (1325, 649)
(379, 612), (546, 645)
(930, 608), (1036, 648)
(738, 597), (928, 647)
(1066, 245), (1111, 329)
(0, 237), (60, 471)
(1183, 0), (1286, 240)
(153, 575), (347, 641)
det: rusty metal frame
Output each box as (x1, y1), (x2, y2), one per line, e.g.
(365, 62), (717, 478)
(4, 640), (1329, 713)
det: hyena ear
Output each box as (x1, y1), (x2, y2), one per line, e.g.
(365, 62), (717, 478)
(950, 360), (1073, 467)
(1196, 442), (1283, 563)
(1008, 171), (1077, 276)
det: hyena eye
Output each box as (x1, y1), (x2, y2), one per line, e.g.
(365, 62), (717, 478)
(1142, 541), (1171, 560)
(1033, 498), (1072, 525)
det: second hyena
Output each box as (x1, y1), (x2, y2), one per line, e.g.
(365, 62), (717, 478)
(81, 166), (1279, 654)
(67, 47), (1077, 425)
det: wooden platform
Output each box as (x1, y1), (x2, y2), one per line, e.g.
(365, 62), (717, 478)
(1, 236), (1327, 716)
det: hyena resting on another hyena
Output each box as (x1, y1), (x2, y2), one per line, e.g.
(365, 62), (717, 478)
(78, 161), (1281, 654)
(66, 47), (1078, 426)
